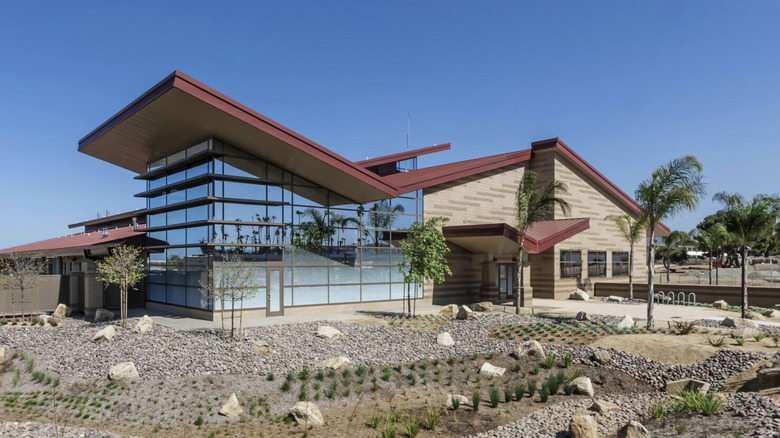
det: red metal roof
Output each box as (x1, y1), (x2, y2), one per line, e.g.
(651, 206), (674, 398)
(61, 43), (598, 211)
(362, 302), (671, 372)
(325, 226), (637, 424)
(0, 225), (146, 255)
(382, 149), (533, 193)
(356, 143), (451, 168)
(442, 218), (590, 254)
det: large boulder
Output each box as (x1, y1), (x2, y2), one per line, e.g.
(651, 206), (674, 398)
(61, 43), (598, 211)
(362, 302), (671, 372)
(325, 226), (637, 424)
(511, 341), (545, 359)
(252, 340), (275, 355)
(616, 314), (634, 330)
(569, 289), (590, 301)
(471, 302), (493, 312)
(290, 401), (324, 427)
(439, 304), (459, 314)
(665, 378), (710, 396)
(757, 367), (780, 386)
(569, 415), (599, 438)
(571, 377), (595, 397)
(133, 315), (154, 334)
(0, 347), (5, 364)
(617, 420), (651, 438)
(763, 309), (780, 319)
(456, 305), (476, 321)
(437, 332), (455, 347)
(52, 303), (69, 319)
(315, 326), (342, 340)
(731, 327), (760, 339)
(591, 350), (612, 364)
(219, 393), (243, 418)
(589, 400), (620, 413)
(479, 362), (506, 378)
(321, 356), (351, 370)
(712, 300), (729, 310)
(575, 311), (590, 321)
(92, 325), (116, 342)
(722, 317), (758, 329)
(445, 393), (469, 409)
(607, 295), (624, 303)
(746, 311), (765, 321)
(108, 362), (139, 383)
(94, 308), (114, 322)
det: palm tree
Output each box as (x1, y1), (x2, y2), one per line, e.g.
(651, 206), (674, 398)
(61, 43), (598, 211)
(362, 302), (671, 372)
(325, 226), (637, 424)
(712, 192), (780, 318)
(659, 230), (695, 283)
(694, 224), (728, 285)
(636, 155), (705, 328)
(365, 200), (405, 246)
(514, 170), (571, 315)
(604, 214), (646, 300)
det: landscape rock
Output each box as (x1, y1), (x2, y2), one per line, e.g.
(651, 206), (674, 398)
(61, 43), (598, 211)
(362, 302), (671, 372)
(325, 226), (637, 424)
(575, 311), (590, 321)
(94, 308), (114, 322)
(571, 376), (595, 397)
(34, 314), (55, 325)
(471, 301), (493, 312)
(713, 300), (729, 310)
(731, 327), (760, 339)
(745, 311), (765, 320)
(665, 378), (710, 396)
(763, 309), (780, 319)
(511, 340), (545, 359)
(0, 347), (5, 364)
(479, 362), (506, 378)
(92, 325), (116, 342)
(132, 315), (154, 334)
(616, 314), (634, 330)
(607, 295), (624, 303)
(218, 393), (243, 418)
(251, 340), (275, 355)
(569, 415), (599, 438)
(722, 317), (758, 329)
(617, 420), (651, 438)
(439, 304), (459, 314)
(591, 350), (612, 364)
(569, 289), (589, 301)
(437, 332), (455, 347)
(321, 356), (351, 370)
(757, 367), (780, 386)
(52, 303), (69, 319)
(456, 305), (476, 321)
(589, 399), (620, 413)
(108, 362), (139, 383)
(315, 326), (342, 340)
(290, 401), (324, 427)
(445, 393), (469, 409)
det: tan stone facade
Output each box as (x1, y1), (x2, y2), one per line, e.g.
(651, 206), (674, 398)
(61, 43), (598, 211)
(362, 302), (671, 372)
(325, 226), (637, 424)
(423, 144), (647, 304)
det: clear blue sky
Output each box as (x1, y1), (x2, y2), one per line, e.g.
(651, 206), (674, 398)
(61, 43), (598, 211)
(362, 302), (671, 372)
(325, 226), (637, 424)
(1, 1), (779, 249)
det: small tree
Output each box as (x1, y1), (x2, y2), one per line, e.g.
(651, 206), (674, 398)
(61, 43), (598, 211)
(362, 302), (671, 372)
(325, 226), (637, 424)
(713, 192), (780, 318)
(604, 214), (646, 300)
(515, 170), (571, 315)
(398, 217), (452, 316)
(636, 156), (705, 328)
(202, 249), (262, 341)
(694, 224), (728, 285)
(1, 253), (48, 321)
(95, 245), (146, 327)
(659, 230), (695, 283)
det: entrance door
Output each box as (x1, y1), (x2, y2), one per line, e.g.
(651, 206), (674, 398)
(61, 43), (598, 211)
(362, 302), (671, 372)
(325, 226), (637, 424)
(266, 266), (284, 317)
(497, 264), (514, 298)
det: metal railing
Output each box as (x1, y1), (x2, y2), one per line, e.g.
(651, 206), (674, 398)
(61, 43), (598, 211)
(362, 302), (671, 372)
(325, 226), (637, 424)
(655, 290), (696, 306)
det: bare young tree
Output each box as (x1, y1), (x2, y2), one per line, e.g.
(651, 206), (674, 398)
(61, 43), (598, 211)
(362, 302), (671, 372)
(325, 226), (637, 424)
(1, 253), (48, 321)
(202, 249), (262, 341)
(95, 245), (146, 327)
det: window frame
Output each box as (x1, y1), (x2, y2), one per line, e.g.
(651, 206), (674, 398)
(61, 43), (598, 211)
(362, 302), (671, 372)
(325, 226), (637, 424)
(559, 250), (582, 279)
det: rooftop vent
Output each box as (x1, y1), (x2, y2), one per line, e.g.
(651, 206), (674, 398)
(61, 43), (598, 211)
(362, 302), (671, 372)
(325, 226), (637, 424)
(101, 229), (109, 238)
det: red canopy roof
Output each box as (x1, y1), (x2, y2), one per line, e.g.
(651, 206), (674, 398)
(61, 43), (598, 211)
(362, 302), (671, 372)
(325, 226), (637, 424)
(442, 218), (590, 254)
(0, 225), (146, 255)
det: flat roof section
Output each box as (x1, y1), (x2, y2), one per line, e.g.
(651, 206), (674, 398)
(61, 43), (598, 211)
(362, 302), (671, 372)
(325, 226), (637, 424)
(78, 71), (401, 204)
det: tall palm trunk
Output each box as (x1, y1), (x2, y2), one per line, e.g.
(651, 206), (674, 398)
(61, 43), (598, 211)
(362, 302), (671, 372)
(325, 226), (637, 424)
(741, 245), (748, 319)
(708, 252), (713, 285)
(628, 245), (634, 301)
(647, 229), (656, 328)
(515, 243), (525, 315)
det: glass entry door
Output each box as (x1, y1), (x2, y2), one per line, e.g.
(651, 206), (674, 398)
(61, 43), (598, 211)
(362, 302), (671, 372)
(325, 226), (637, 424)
(266, 266), (284, 317)
(497, 264), (514, 298)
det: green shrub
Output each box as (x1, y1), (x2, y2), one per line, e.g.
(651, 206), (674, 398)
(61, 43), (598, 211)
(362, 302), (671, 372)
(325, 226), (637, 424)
(422, 407), (442, 430)
(266, 373), (275, 381)
(541, 355), (555, 369)
(298, 383), (309, 401)
(754, 333), (765, 342)
(380, 420), (396, 438)
(527, 379), (537, 397)
(504, 386), (513, 403)
(735, 337), (747, 346)
(404, 416), (421, 437)
(366, 412), (382, 429)
(194, 415), (204, 426)
(563, 383), (574, 395)
(648, 401), (669, 419)
(489, 387), (500, 408)
(531, 365), (540, 375)
(539, 385), (549, 402)
(298, 368), (311, 381)
(472, 391), (481, 412)
(514, 384), (524, 401)
(562, 351), (572, 368)
(708, 336), (726, 347)
(280, 380), (291, 392)
(315, 370), (325, 381)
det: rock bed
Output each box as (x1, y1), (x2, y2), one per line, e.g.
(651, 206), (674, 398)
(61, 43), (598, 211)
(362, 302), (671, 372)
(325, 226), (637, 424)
(730, 392), (780, 438)
(591, 296), (647, 305)
(0, 421), (136, 438)
(694, 318), (780, 334)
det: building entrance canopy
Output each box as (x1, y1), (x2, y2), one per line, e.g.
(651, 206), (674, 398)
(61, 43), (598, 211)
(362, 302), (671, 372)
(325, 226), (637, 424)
(442, 218), (590, 255)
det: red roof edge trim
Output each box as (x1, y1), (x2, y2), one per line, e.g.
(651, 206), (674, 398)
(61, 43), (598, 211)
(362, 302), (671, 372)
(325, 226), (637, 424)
(356, 143), (451, 168)
(0, 225), (147, 255)
(442, 218), (590, 254)
(531, 138), (670, 235)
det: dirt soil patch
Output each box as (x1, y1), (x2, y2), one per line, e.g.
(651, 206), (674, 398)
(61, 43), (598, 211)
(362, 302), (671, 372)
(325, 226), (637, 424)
(637, 412), (757, 437)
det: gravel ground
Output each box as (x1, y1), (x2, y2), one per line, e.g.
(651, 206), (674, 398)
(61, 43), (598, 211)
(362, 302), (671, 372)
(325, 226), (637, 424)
(0, 421), (137, 437)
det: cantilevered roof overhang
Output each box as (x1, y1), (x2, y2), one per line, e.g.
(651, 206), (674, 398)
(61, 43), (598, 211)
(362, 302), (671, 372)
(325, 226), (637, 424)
(442, 218), (590, 255)
(78, 71), (401, 204)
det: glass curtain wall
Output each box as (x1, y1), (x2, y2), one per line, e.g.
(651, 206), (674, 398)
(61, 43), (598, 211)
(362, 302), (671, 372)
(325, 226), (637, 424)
(140, 139), (423, 311)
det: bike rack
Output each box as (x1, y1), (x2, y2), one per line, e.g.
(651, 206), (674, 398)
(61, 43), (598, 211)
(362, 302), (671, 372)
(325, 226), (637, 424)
(678, 292), (686, 305)
(687, 292), (696, 306)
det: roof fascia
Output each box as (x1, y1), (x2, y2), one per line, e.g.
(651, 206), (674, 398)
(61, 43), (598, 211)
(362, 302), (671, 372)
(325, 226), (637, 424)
(356, 143), (451, 168)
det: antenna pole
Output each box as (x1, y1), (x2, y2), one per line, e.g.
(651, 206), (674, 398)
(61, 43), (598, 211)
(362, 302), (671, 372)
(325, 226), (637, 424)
(406, 111), (410, 149)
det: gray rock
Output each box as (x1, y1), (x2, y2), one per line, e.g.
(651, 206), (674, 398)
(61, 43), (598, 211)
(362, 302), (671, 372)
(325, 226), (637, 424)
(764, 309), (780, 319)
(52, 303), (69, 319)
(571, 376), (595, 397)
(445, 393), (469, 409)
(471, 302), (493, 312)
(315, 326), (342, 340)
(569, 289), (589, 301)
(251, 340), (275, 355)
(456, 305), (476, 321)
(290, 401), (324, 427)
(589, 399), (620, 413)
(607, 295), (624, 303)
(94, 308), (114, 322)
(569, 415), (598, 438)
(92, 325), (116, 342)
(321, 356), (350, 370)
(617, 420), (651, 438)
(511, 340), (545, 359)
(713, 300), (729, 310)
(108, 362), (139, 383)
(437, 332), (455, 347)
(479, 362), (506, 377)
(576, 311), (590, 321)
(616, 314), (634, 330)
(592, 350), (612, 364)
(132, 315), (154, 334)
(665, 378), (710, 396)
(723, 317), (758, 329)
(439, 304), (458, 314)
(219, 393), (243, 418)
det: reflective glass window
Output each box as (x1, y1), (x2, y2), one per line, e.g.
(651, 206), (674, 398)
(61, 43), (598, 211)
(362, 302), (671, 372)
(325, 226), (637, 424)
(167, 285), (186, 306)
(167, 189), (185, 205)
(361, 283), (389, 301)
(391, 282), (406, 300)
(186, 161), (210, 179)
(293, 286), (328, 306)
(167, 169), (186, 185)
(329, 267), (360, 284)
(224, 181), (263, 200)
(187, 141), (209, 156)
(187, 204), (209, 222)
(293, 267), (328, 286)
(329, 285), (360, 303)
(148, 213), (166, 228)
(186, 287), (210, 309)
(187, 226), (210, 245)
(186, 184), (209, 201)
(149, 176), (166, 190)
(168, 150), (186, 163)
(148, 284), (166, 302)
(148, 158), (166, 171)
(149, 194), (166, 209)
(167, 228), (186, 245)
(362, 266), (391, 283)
(168, 209), (186, 226)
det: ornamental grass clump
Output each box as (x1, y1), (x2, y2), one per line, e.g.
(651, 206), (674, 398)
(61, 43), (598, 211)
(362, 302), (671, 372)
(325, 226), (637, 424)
(472, 391), (481, 412)
(450, 395), (461, 411)
(541, 355), (555, 370)
(489, 387), (500, 408)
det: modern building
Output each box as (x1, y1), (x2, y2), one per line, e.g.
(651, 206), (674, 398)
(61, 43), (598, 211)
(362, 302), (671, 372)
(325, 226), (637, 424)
(1, 71), (668, 320)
